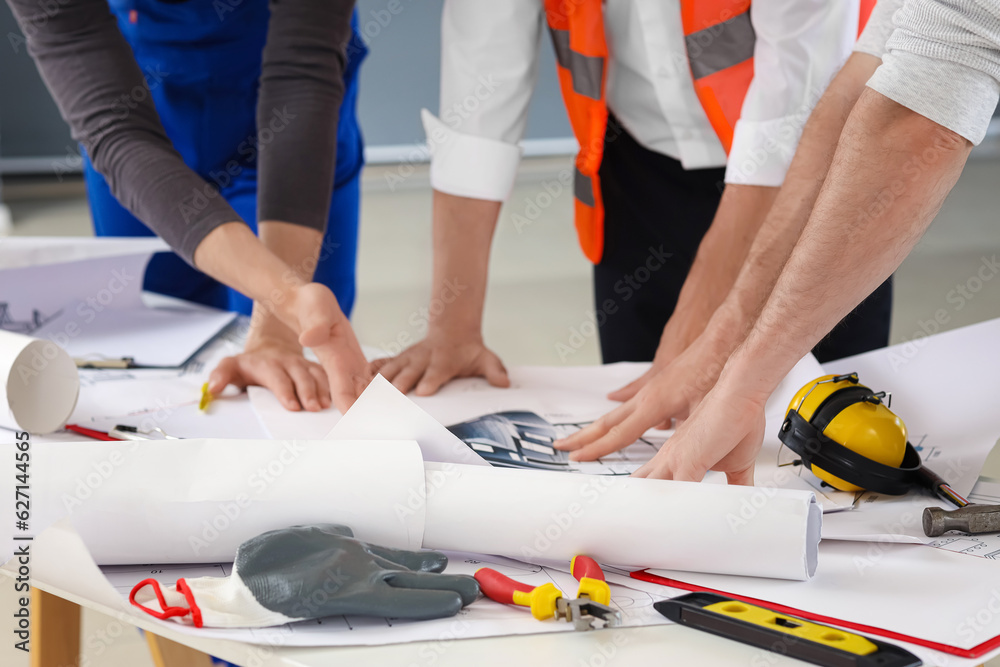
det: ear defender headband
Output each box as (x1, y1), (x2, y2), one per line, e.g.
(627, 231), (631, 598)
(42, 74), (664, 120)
(777, 373), (965, 506)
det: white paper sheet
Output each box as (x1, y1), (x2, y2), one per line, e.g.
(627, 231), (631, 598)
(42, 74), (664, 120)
(37, 297), (236, 368)
(0, 330), (79, 434)
(598, 568), (998, 667)
(0, 236), (168, 269)
(81, 390), (270, 441)
(247, 365), (669, 475)
(421, 463), (821, 581)
(1, 241), (236, 368)
(812, 319), (1000, 542)
(642, 540), (1000, 653)
(327, 375), (489, 466)
(926, 479), (1000, 559)
(248, 385), (341, 440)
(1, 439), (427, 565)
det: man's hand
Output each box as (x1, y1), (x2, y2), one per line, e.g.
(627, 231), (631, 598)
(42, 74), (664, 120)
(208, 282), (364, 413)
(370, 332), (509, 396)
(554, 335), (727, 461)
(288, 283), (372, 413)
(632, 383), (765, 485)
(209, 339), (332, 413)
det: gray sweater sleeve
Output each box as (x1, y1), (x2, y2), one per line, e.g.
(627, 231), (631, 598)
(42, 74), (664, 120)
(257, 0), (354, 232)
(6, 0), (354, 265)
(854, 0), (904, 58)
(866, 0), (1000, 145)
(6, 0), (242, 265)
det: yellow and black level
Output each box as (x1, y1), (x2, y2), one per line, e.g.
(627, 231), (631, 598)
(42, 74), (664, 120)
(654, 593), (921, 667)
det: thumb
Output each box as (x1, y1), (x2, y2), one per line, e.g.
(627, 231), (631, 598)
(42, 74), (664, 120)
(725, 464), (756, 486)
(483, 354), (510, 388)
(299, 321), (332, 349)
(208, 357), (245, 395)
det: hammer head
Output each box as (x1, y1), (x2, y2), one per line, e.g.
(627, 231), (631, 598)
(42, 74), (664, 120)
(923, 504), (1000, 537)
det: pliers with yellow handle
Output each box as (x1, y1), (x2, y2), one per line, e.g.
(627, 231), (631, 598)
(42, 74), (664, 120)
(474, 555), (623, 631)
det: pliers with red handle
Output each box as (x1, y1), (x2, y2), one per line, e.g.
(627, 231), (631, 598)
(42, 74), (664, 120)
(474, 555), (623, 631)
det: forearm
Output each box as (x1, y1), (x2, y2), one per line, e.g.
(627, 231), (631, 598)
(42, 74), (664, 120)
(244, 222), (326, 343)
(427, 190), (501, 337)
(193, 223), (307, 330)
(703, 53), (884, 355)
(669, 184), (778, 347)
(726, 90), (972, 400)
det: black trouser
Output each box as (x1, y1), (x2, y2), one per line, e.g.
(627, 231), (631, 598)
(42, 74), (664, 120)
(593, 115), (892, 365)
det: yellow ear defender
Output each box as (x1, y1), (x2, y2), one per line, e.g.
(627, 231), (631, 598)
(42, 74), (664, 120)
(777, 373), (967, 507)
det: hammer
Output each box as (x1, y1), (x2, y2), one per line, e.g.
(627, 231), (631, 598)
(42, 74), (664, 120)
(922, 504), (1000, 537)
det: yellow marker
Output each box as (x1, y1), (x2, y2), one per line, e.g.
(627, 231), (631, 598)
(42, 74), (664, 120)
(199, 383), (214, 412)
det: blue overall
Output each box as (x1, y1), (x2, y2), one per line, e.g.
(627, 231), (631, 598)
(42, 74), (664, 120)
(83, 0), (366, 316)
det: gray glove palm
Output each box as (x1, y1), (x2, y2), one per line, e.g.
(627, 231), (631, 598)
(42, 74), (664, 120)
(237, 524), (479, 621)
(130, 523), (479, 628)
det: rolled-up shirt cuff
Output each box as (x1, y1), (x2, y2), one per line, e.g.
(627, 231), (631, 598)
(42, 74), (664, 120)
(867, 51), (999, 145)
(422, 109), (522, 201)
(724, 115), (804, 187)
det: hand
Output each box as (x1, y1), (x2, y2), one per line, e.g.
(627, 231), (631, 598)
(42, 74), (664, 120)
(608, 306), (709, 402)
(209, 338), (331, 412)
(554, 336), (726, 461)
(370, 332), (509, 396)
(287, 283), (372, 413)
(632, 383), (766, 485)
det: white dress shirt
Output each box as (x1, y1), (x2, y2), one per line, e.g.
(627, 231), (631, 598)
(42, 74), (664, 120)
(424, 0), (860, 202)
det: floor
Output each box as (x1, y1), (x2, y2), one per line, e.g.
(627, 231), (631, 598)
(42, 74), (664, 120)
(3, 150), (1000, 666)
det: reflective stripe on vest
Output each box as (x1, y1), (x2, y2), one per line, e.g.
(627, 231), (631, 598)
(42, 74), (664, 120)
(681, 0), (755, 154)
(545, 0), (608, 264)
(548, 0), (877, 264)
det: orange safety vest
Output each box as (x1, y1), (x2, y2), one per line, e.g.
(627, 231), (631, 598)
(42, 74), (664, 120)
(545, 0), (878, 264)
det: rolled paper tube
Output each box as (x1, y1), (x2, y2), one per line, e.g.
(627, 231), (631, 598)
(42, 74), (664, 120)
(421, 463), (822, 581)
(0, 330), (79, 434)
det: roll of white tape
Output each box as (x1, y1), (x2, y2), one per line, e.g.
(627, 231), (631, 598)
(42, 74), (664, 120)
(0, 330), (79, 434)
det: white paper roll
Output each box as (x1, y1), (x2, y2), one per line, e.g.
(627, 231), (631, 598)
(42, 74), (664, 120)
(0, 330), (79, 434)
(421, 464), (822, 581)
(11, 440), (820, 580)
(20, 439), (427, 564)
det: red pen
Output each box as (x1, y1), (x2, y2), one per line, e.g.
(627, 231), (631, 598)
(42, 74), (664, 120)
(65, 424), (121, 441)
